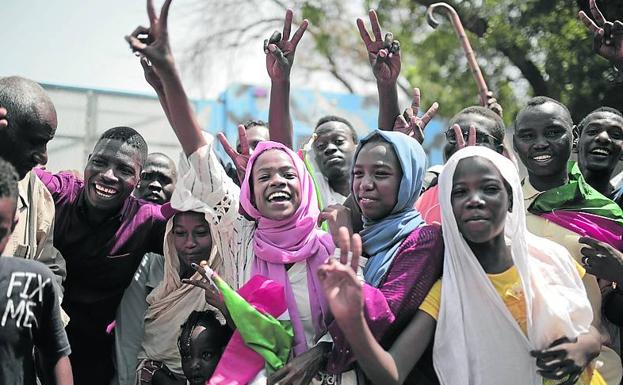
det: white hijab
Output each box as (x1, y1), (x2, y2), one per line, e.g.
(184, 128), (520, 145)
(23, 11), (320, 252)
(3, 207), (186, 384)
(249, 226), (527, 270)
(434, 147), (593, 385)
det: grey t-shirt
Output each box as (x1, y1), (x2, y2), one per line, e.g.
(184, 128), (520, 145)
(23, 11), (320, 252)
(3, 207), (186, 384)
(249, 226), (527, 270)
(112, 252), (165, 385)
(0, 256), (70, 385)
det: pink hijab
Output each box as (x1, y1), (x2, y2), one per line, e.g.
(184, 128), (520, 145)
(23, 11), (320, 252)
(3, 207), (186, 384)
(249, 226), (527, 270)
(240, 141), (334, 355)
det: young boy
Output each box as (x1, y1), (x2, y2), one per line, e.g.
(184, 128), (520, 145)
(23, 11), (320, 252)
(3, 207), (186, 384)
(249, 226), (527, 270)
(0, 157), (72, 385)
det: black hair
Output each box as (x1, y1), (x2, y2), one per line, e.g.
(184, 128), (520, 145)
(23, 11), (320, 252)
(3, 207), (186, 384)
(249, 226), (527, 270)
(178, 311), (231, 358)
(516, 96), (573, 127)
(0, 76), (56, 134)
(97, 126), (148, 165)
(576, 106), (623, 135)
(0, 157), (19, 203)
(314, 115), (358, 143)
(449, 106), (506, 143)
(243, 119), (268, 130)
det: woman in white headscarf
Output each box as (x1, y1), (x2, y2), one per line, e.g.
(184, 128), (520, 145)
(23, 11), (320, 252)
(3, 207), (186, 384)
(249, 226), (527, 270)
(318, 146), (605, 385)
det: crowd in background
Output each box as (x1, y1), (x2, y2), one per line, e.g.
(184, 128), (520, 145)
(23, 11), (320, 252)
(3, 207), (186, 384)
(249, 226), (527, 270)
(2, 1), (623, 385)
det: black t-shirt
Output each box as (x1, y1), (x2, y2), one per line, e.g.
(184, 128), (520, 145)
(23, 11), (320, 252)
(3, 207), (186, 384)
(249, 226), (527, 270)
(0, 256), (71, 385)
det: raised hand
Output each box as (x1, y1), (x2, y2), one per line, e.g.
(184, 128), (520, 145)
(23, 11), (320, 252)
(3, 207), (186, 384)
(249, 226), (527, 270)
(317, 227), (364, 324)
(125, 0), (174, 72)
(579, 0), (623, 69)
(264, 9), (309, 82)
(485, 90), (503, 118)
(182, 262), (226, 312)
(393, 88), (439, 144)
(580, 236), (623, 284)
(357, 9), (401, 85)
(218, 125), (251, 183)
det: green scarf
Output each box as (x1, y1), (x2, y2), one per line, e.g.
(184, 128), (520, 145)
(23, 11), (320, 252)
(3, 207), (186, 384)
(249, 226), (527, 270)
(528, 161), (623, 226)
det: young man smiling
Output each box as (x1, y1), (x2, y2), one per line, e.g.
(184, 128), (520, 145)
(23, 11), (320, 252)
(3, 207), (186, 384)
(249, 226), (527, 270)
(575, 107), (623, 199)
(514, 96), (623, 385)
(34, 126), (167, 385)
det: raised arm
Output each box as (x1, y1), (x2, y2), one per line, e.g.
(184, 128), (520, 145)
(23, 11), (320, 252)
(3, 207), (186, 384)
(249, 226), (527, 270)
(579, 0), (623, 71)
(357, 10), (401, 131)
(317, 228), (436, 385)
(265, 9), (308, 149)
(125, 0), (206, 156)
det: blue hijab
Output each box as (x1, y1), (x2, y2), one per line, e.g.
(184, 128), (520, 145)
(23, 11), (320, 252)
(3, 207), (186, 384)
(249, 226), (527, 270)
(354, 130), (427, 287)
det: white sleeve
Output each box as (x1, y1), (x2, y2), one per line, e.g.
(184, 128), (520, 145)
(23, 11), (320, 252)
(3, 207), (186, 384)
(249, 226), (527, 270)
(171, 134), (245, 287)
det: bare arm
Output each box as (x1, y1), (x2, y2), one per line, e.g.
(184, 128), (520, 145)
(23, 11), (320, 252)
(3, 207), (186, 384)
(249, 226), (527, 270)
(357, 10), (401, 131)
(264, 10), (308, 149)
(317, 228), (436, 385)
(125, 0), (206, 157)
(54, 356), (73, 385)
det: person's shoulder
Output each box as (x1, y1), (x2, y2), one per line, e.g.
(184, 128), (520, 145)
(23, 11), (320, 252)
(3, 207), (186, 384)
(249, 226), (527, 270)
(129, 196), (168, 223)
(406, 223), (443, 244)
(0, 256), (55, 278)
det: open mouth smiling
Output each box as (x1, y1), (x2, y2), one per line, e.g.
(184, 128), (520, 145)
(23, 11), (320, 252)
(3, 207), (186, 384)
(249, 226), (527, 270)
(267, 191), (292, 203)
(94, 183), (119, 199)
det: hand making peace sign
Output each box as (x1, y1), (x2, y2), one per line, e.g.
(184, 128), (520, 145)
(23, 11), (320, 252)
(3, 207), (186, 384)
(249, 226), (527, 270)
(357, 10), (401, 86)
(264, 9), (309, 82)
(579, 0), (623, 69)
(125, 0), (174, 73)
(392, 88), (440, 144)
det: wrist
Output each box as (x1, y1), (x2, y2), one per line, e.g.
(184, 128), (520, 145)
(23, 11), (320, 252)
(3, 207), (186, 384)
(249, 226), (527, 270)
(376, 79), (398, 90)
(271, 79), (291, 86)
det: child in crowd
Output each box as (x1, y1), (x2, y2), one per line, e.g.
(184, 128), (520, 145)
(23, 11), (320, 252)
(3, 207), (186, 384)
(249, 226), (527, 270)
(319, 146), (605, 385)
(178, 311), (232, 385)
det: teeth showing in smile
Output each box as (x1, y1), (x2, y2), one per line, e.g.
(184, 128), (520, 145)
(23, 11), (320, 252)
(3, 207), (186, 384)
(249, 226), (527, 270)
(95, 183), (117, 198)
(591, 148), (610, 156)
(268, 192), (291, 202)
(532, 155), (552, 162)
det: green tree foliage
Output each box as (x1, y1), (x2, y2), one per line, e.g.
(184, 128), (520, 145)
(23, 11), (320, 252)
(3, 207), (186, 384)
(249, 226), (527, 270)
(372, 0), (623, 124)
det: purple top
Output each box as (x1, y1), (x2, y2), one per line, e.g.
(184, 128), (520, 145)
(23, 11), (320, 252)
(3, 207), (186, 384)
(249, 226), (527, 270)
(35, 169), (166, 305)
(327, 224), (444, 374)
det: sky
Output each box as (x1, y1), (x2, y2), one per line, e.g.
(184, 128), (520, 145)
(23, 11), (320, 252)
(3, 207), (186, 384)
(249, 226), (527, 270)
(0, 0), (287, 99)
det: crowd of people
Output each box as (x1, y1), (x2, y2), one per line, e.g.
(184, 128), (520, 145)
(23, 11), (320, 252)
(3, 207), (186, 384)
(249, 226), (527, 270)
(3, 0), (623, 384)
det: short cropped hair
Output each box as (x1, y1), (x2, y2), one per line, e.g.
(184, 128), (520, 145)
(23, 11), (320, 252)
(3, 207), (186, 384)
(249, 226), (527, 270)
(449, 106), (506, 142)
(242, 119), (268, 130)
(177, 311), (231, 358)
(0, 76), (56, 133)
(516, 96), (573, 127)
(577, 106), (623, 135)
(314, 115), (358, 143)
(0, 157), (19, 203)
(97, 126), (148, 165)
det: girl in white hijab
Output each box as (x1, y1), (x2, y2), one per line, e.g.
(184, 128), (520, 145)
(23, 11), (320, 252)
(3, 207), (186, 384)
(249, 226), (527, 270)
(318, 146), (605, 385)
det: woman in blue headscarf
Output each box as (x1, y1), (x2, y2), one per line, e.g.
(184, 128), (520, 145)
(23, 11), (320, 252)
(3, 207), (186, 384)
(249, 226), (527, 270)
(324, 130), (443, 382)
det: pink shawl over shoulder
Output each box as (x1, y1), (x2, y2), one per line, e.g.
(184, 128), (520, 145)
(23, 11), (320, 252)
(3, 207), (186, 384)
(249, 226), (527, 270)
(239, 141), (335, 355)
